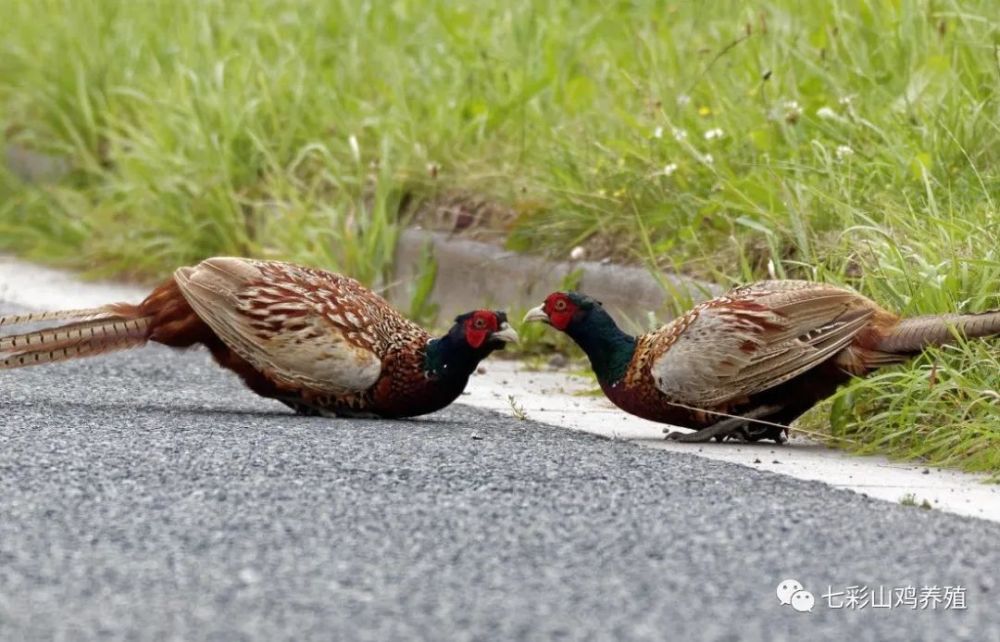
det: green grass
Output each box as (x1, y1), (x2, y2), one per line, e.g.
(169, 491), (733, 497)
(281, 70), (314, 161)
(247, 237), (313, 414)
(1, 0), (999, 475)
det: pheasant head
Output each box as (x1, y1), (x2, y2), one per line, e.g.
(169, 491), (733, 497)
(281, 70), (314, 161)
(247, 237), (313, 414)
(424, 310), (518, 381)
(523, 292), (636, 385)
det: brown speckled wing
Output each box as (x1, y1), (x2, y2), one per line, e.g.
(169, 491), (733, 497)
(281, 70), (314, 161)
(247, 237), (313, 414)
(173, 257), (428, 395)
(647, 281), (878, 406)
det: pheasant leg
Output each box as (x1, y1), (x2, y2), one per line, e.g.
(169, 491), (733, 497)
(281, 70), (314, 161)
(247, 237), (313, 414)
(663, 405), (784, 443)
(278, 397), (382, 419)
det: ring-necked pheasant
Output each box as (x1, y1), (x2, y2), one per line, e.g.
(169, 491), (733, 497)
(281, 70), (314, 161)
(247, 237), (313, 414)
(1, 257), (517, 418)
(523, 280), (1000, 443)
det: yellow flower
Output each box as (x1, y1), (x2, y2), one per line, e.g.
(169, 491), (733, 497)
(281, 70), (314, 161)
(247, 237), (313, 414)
(698, 106), (712, 117)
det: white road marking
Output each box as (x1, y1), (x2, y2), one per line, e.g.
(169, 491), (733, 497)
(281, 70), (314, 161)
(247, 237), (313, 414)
(468, 360), (1000, 523)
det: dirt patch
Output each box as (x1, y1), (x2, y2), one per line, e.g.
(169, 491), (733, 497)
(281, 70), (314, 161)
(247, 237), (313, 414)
(406, 191), (519, 243)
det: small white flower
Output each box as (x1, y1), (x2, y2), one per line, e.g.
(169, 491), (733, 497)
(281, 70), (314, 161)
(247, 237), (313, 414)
(569, 246), (587, 261)
(676, 94), (691, 107)
(838, 95), (853, 107)
(672, 128), (688, 141)
(663, 163), (678, 176)
(784, 100), (801, 112)
(835, 145), (854, 160)
(702, 153), (714, 165)
(653, 126), (664, 139)
(704, 128), (724, 141)
(816, 106), (837, 120)
(348, 135), (360, 163)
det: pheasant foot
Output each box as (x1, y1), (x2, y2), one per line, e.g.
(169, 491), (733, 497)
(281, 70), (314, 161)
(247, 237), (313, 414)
(663, 405), (785, 443)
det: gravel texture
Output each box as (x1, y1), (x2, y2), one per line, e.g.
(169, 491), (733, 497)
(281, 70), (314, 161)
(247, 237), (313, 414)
(1, 320), (998, 641)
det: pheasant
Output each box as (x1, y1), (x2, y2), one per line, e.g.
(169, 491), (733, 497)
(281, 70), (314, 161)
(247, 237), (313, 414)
(523, 280), (1000, 443)
(0, 257), (518, 418)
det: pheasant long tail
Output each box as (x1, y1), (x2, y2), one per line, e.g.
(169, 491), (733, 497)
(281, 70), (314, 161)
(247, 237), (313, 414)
(0, 304), (150, 369)
(877, 310), (1000, 354)
(0, 307), (114, 327)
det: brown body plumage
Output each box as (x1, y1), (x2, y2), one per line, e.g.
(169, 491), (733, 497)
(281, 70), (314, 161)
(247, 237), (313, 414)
(1, 257), (517, 418)
(524, 280), (1000, 443)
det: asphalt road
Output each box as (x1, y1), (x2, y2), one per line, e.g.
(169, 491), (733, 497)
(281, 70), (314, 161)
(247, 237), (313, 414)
(2, 311), (999, 640)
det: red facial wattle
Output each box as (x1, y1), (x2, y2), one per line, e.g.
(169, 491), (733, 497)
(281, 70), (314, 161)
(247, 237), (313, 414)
(464, 311), (498, 348)
(544, 295), (577, 331)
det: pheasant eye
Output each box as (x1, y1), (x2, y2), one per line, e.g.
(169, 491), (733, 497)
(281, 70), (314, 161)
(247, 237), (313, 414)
(474, 317), (487, 329)
(554, 299), (567, 312)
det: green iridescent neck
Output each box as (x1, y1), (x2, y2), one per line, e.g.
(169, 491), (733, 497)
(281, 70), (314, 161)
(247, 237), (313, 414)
(565, 308), (636, 385)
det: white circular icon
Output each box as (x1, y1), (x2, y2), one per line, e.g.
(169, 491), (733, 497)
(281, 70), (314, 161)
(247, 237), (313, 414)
(776, 579), (803, 605)
(791, 589), (815, 613)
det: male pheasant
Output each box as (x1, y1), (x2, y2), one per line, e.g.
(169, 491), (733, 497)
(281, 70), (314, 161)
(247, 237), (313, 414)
(524, 280), (1000, 443)
(1, 257), (517, 418)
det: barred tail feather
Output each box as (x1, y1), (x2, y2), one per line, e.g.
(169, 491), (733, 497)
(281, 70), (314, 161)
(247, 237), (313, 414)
(0, 311), (151, 370)
(0, 316), (148, 352)
(1, 336), (143, 369)
(0, 307), (115, 328)
(878, 310), (1000, 354)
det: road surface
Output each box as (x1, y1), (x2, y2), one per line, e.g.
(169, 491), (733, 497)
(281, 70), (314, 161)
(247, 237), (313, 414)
(1, 305), (999, 641)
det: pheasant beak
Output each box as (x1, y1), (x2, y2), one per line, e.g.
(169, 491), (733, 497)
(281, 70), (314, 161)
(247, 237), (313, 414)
(522, 305), (550, 325)
(491, 322), (519, 344)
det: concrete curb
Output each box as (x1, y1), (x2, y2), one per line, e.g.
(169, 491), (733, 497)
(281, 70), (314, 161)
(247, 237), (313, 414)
(389, 228), (724, 324)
